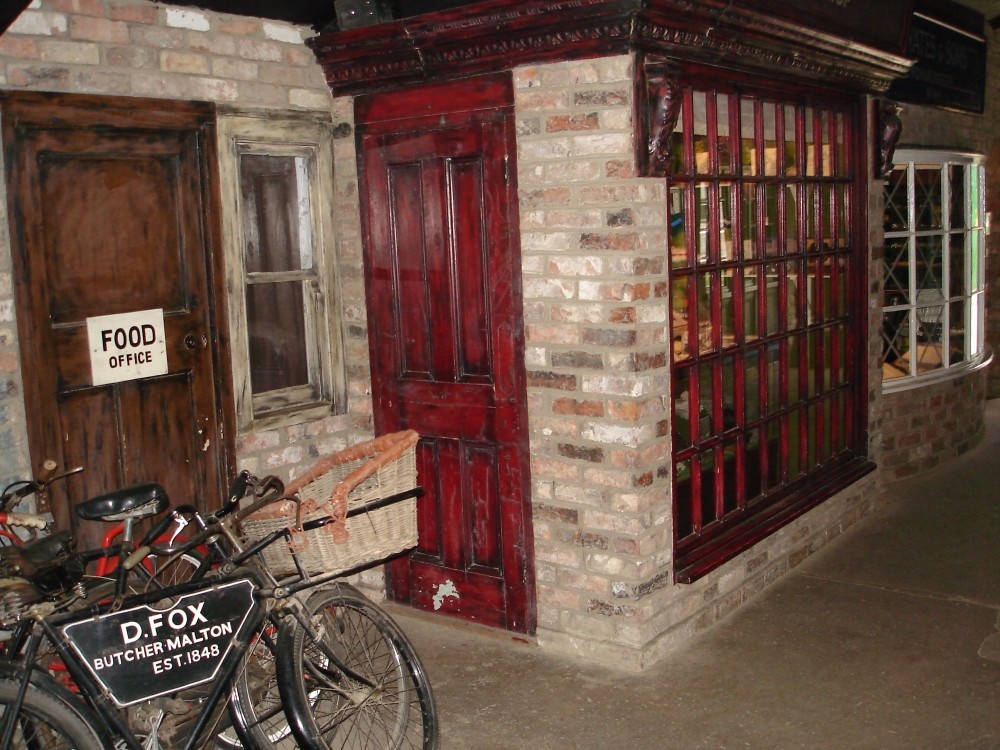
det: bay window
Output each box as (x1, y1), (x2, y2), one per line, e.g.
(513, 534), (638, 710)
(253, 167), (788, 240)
(881, 150), (988, 388)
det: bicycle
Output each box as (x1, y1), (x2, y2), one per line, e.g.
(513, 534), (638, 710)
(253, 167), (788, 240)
(0, 433), (437, 750)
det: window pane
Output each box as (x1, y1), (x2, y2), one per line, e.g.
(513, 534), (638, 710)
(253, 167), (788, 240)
(834, 112), (847, 176)
(717, 93), (732, 174)
(950, 299), (966, 365)
(740, 98), (757, 176)
(884, 167), (909, 231)
(721, 267), (737, 346)
(949, 234), (966, 298)
(883, 237), (908, 304)
(692, 91), (709, 174)
(785, 185), (799, 253)
(672, 276), (694, 360)
(914, 167), (942, 230)
(240, 154), (313, 273)
(882, 306), (910, 379)
(669, 186), (689, 269)
(742, 183), (760, 258)
(247, 281), (309, 393)
(762, 101), (778, 176)
(764, 184), (780, 257)
(948, 164), (966, 229)
(804, 108), (817, 176)
(915, 305), (944, 373)
(720, 183), (735, 261)
(743, 264), (762, 341)
(783, 104), (799, 176)
(916, 236), (943, 292)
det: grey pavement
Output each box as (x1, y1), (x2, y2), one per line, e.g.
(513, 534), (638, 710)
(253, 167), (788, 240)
(389, 398), (1000, 749)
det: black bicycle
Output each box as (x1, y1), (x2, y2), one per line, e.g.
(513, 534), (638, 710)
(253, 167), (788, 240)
(0, 466), (437, 750)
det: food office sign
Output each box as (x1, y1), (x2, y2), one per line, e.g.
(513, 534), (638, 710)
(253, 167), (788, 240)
(61, 578), (256, 706)
(86, 308), (168, 386)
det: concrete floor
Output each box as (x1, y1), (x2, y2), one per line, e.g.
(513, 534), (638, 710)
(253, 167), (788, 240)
(389, 398), (1000, 749)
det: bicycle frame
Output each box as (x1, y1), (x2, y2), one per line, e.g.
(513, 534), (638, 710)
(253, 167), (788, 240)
(1, 570), (271, 750)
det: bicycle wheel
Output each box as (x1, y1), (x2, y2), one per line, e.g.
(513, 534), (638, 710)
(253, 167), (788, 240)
(277, 584), (438, 750)
(0, 673), (104, 749)
(218, 620), (299, 749)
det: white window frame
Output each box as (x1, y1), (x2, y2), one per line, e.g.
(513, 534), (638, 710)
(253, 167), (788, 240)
(881, 148), (991, 392)
(216, 111), (345, 431)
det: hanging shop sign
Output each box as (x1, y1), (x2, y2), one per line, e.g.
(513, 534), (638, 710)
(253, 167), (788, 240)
(886, 7), (986, 113)
(86, 308), (168, 386)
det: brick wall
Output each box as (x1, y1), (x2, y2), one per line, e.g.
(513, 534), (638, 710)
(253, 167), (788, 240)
(0, 0), (330, 108)
(877, 373), (988, 481)
(512, 56), (674, 665)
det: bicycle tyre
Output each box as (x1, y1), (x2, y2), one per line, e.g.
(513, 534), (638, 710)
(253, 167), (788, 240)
(0, 672), (104, 749)
(218, 618), (301, 749)
(276, 584), (438, 750)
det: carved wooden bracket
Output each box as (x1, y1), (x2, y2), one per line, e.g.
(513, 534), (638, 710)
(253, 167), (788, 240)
(877, 99), (903, 179)
(636, 55), (682, 178)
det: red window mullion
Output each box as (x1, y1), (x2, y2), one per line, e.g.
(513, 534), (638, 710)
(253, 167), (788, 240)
(706, 92), (720, 175)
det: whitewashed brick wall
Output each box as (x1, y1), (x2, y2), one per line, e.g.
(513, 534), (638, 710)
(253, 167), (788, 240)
(0, 0), (329, 108)
(0, 0), (356, 490)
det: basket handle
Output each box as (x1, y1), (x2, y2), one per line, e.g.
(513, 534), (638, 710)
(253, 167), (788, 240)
(286, 430), (419, 496)
(326, 430), (418, 514)
(286, 429), (419, 518)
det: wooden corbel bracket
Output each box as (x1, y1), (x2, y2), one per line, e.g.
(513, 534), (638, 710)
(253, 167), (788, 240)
(877, 99), (903, 180)
(636, 55), (682, 178)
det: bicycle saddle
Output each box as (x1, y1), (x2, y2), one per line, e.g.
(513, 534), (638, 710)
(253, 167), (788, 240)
(75, 482), (169, 522)
(0, 529), (74, 571)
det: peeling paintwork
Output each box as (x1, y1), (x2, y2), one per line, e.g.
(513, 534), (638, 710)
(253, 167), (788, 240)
(432, 580), (459, 611)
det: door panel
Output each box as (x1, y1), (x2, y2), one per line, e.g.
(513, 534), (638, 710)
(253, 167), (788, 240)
(357, 73), (535, 633)
(2, 92), (232, 552)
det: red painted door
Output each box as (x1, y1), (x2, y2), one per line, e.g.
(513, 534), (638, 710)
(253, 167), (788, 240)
(357, 74), (534, 633)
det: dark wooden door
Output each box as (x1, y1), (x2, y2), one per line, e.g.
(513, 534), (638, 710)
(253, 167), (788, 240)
(1, 92), (233, 552)
(357, 74), (535, 633)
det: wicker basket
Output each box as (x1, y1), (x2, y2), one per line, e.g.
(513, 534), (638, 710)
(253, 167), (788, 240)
(242, 430), (419, 576)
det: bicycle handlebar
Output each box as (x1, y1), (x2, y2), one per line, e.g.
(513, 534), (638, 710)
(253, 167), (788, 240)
(0, 465), (83, 511)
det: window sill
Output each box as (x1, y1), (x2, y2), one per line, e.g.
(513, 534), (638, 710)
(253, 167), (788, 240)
(673, 456), (876, 584)
(241, 402), (336, 434)
(881, 346), (994, 395)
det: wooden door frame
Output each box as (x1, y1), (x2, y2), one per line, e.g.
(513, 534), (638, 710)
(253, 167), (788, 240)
(0, 90), (236, 511)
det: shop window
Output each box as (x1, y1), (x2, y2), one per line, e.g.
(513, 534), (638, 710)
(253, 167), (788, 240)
(668, 82), (871, 582)
(217, 113), (345, 431)
(882, 150), (988, 389)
